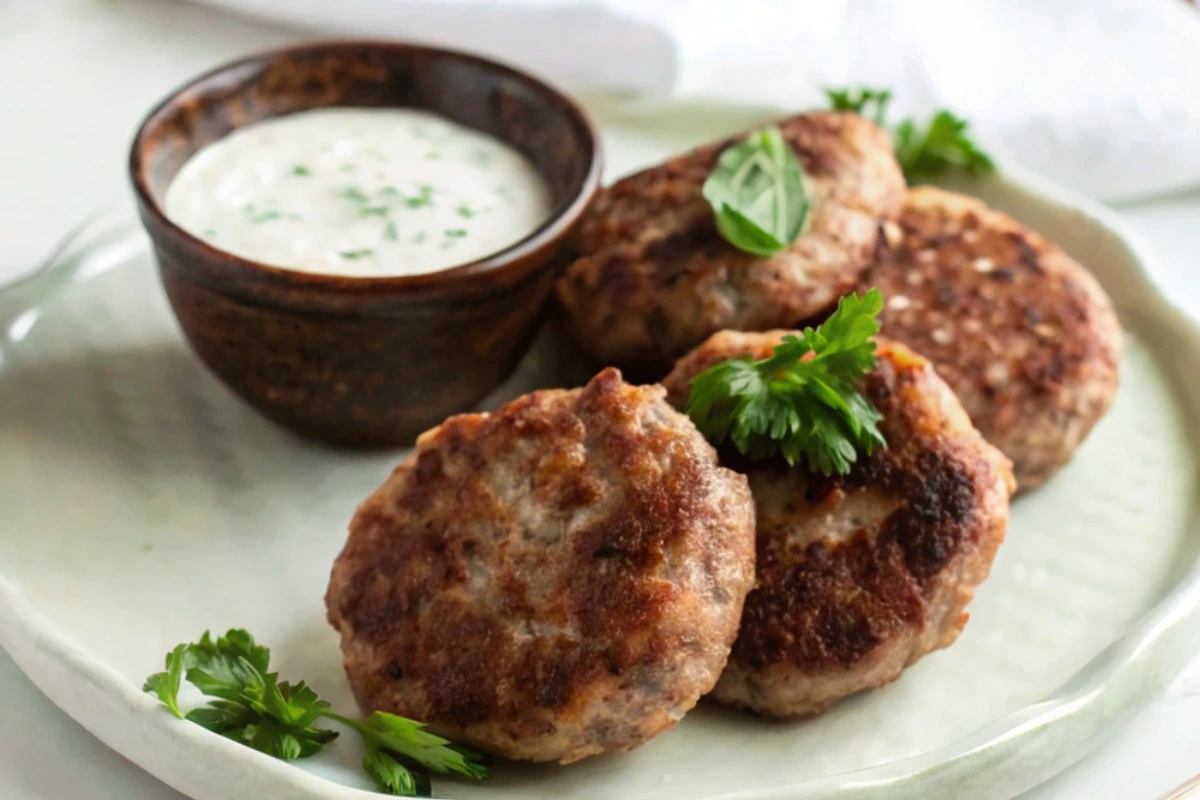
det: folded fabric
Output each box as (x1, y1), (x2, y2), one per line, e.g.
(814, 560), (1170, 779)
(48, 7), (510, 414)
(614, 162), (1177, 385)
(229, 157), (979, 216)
(197, 0), (1200, 201)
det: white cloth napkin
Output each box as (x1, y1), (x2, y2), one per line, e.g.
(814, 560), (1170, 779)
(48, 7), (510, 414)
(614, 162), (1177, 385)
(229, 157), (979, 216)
(200, 0), (1200, 202)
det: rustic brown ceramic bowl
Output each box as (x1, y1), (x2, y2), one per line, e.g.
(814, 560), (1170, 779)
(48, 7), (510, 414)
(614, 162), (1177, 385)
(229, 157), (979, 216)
(130, 41), (601, 447)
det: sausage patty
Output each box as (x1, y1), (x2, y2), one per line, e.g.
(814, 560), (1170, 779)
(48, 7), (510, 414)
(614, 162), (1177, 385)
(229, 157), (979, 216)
(663, 331), (1014, 717)
(858, 186), (1122, 488)
(557, 111), (905, 379)
(325, 368), (756, 762)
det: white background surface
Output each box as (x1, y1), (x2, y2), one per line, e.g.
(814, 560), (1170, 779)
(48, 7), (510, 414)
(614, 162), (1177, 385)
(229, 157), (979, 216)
(1, 1), (1199, 798)
(188, 0), (1200, 202)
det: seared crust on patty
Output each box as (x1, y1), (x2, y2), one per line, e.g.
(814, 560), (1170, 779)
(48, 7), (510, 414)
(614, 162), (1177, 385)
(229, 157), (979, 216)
(664, 332), (1014, 717)
(859, 186), (1122, 488)
(557, 112), (905, 379)
(326, 368), (756, 763)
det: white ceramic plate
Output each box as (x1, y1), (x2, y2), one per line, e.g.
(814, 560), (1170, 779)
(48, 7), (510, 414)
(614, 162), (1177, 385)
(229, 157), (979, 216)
(3, 101), (1200, 800)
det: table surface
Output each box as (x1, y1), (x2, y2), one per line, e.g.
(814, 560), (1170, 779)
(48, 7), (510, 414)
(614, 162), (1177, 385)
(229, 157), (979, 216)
(2, 1), (1199, 798)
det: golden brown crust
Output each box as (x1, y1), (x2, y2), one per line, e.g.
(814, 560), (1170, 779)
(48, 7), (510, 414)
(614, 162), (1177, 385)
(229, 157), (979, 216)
(663, 332), (1014, 717)
(556, 112), (905, 380)
(325, 368), (757, 762)
(858, 187), (1122, 488)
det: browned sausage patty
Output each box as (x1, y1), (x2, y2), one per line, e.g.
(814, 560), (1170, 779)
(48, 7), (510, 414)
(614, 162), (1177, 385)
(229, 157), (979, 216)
(556, 111), (905, 379)
(325, 368), (756, 763)
(858, 187), (1122, 488)
(663, 331), (1014, 717)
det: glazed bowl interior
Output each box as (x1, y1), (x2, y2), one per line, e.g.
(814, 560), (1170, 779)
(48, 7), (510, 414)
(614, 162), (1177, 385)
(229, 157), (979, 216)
(130, 40), (600, 298)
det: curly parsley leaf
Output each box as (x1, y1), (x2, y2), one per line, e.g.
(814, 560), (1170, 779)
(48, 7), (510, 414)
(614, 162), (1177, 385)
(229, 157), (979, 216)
(892, 110), (995, 183)
(825, 87), (893, 126)
(186, 652), (262, 703)
(825, 86), (995, 183)
(144, 629), (488, 796)
(687, 289), (887, 475)
(183, 699), (256, 733)
(326, 710), (491, 783)
(702, 125), (809, 257)
(143, 643), (192, 719)
(364, 748), (433, 797)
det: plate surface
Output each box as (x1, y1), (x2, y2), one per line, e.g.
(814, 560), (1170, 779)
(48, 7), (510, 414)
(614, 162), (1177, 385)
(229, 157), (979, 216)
(3, 102), (1200, 800)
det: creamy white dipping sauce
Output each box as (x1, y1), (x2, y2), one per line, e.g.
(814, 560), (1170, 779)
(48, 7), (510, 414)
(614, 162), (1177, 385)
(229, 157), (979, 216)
(164, 108), (552, 276)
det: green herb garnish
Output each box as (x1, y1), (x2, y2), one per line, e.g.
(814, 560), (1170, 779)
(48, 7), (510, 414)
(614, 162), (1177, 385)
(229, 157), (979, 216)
(144, 629), (489, 796)
(405, 185), (434, 209)
(825, 87), (894, 126)
(383, 221), (399, 242)
(291, 165), (312, 177)
(340, 249), (375, 260)
(687, 289), (886, 475)
(444, 229), (466, 239)
(242, 204), (301, 224)
(340, 184), (435, 222)
(243, 205), (282, 224)
(701, 126), (809, 257)
(825, 87), (995, 183)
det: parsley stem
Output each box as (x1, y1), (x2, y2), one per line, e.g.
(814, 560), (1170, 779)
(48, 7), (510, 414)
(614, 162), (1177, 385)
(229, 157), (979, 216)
(321, 710), (371, 734)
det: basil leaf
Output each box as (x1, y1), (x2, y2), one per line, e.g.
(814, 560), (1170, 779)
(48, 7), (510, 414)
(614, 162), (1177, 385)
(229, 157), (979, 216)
(702, 126), (809, 257)
(712, 206), (788, 257)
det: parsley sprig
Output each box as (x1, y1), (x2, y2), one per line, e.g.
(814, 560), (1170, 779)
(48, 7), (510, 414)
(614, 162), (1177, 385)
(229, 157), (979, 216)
(826, 87), (995, 183)
(144, 629), (489, 796)
(686, 289), (886, 475)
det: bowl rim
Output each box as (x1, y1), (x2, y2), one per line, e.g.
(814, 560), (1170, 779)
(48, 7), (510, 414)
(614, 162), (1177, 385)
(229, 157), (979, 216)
(128, 39), (603, 299)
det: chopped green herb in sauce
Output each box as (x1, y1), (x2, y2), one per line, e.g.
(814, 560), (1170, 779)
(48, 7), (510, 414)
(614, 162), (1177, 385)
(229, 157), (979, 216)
(340, 184), (436, 219)
(164, 108), (551, 277)
(405, 185), (434, 209)
(243, 205), (287, 224)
